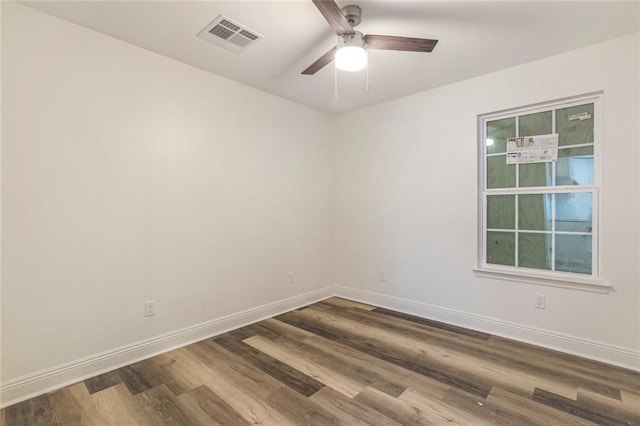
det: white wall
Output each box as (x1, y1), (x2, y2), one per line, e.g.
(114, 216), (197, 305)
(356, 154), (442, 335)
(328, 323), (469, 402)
(334, 33), (640, 367)
(1, 2), (333, 384)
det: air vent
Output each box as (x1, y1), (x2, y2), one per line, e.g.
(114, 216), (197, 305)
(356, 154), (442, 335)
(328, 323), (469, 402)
(198, 15), (263, 53)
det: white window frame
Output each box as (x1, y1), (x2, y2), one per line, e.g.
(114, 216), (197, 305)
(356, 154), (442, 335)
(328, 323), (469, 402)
(474, 93), (610, 291)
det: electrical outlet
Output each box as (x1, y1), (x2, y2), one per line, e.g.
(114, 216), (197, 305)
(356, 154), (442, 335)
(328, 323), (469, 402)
(380, 270), (386, 282)
(145, 300), (155, 317)
(535, 294), (545, 310)
(288, 272), (294, 284)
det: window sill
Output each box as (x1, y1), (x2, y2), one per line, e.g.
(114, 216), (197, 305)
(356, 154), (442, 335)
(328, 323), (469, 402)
(473, 266), (611, 293)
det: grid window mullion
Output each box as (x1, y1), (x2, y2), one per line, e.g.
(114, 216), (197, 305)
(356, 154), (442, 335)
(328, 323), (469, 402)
(551, 107), (557, 187)
(514, 194), (519, 267)
(551, 193), (556, 271)
(515, 116), (520, 189)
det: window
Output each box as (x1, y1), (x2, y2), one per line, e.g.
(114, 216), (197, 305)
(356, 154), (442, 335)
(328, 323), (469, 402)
(477, 94), (607, 288)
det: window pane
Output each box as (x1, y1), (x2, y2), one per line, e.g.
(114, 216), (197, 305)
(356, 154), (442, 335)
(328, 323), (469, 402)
(556, 146), (594, 186)
(487, 117), (515, 154)
(519, 194), (551, 230)
(519, 233), (552, 270)
(487, 195), (515, 229)
(487, 155), (516, 188)
(555, 234), (592, 274)
(555, 192), (593, 232)
(520, 162), (552, 187)
(556, 103), (594, 147)
(487, 231), (515, 266)
(519, 111), (552, 137)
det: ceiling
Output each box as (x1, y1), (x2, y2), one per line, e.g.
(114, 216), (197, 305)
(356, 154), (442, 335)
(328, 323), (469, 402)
(22, 1), (640, 115)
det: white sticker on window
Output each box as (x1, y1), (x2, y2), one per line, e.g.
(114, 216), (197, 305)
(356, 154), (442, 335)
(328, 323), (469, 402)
(506, 134), (559, 164)
(568, 112), (591, 121)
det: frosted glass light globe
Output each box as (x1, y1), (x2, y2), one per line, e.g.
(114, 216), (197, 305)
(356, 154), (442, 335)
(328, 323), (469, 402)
(336, 45), (368, 71)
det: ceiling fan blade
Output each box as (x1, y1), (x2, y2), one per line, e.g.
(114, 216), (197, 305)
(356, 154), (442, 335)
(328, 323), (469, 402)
(364, 35), (438, 52)
(302, 46), (337, 75)
(312, 0), (354, 35)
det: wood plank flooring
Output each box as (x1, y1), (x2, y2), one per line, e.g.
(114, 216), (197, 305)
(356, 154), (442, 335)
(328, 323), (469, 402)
(2, 297), (639, 425)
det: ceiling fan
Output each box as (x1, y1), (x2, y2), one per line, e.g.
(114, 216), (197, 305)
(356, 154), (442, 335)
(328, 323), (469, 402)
(302, 0), (439, 75)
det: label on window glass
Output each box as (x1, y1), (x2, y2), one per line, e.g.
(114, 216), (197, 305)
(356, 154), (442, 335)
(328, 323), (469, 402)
(568, 112), (591, 121)
(506, 134), (558, 164)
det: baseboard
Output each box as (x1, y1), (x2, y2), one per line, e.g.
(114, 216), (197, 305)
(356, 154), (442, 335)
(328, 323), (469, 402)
(334, 286), (640, 372)
(4, 284), (638, 408)
(0, 286), (334, 408)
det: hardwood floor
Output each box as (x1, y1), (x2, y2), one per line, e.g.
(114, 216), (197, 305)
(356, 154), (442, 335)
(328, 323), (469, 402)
(2, 297), (639, 425)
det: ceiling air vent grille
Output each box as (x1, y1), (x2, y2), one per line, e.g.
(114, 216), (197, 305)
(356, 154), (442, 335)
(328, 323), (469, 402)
(198, 15), (263, 53)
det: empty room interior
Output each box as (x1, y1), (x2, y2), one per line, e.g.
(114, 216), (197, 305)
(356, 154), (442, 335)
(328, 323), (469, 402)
(1, 0), (640, 424)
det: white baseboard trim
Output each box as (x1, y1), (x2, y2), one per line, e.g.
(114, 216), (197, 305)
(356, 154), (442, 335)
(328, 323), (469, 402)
(4, 284), (638, 408)
(0, 286), (333, 408)
(334, 286), (640, 372)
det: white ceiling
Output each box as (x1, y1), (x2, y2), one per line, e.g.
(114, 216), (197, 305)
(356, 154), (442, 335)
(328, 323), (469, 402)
(22, 1), (640, 114)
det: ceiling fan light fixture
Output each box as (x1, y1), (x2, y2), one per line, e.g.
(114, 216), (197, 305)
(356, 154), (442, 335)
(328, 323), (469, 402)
(335, 32), (367, 72)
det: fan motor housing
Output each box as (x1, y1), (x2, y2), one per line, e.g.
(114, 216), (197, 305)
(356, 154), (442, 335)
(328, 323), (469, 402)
(341, 5), (362, 27)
